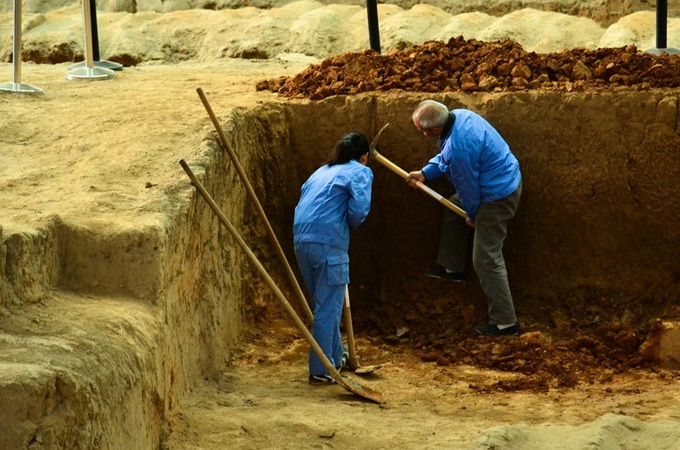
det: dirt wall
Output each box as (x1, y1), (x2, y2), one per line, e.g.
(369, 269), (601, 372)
(0, 133), (261, 448)
(257, 91), (680, 306)
(0, 221), (61, 309)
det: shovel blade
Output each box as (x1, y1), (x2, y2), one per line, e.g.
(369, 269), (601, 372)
(354, 363), (384, 374)
(336, 375), (384, 403)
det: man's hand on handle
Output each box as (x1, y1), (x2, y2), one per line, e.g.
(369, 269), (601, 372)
(406, 170), (425, 188)
(407, 170), (474, 227)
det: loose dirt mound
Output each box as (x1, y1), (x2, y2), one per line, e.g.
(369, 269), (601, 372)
(257, 36), (680, 99)
(356, 283), (680, 392)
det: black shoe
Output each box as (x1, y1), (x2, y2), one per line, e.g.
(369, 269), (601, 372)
(474, 323), (520, 336)
(335, 348), (349, 371)
(308, 374), (336, 385)
(425, 266), (466, 282)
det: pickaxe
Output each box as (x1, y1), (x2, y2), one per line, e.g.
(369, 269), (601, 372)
(369, 123), (468, 220)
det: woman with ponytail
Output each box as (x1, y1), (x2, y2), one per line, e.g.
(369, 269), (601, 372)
(293, 132), (374, 385)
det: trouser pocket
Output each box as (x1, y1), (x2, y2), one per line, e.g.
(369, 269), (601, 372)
(326, 252), (350, 286)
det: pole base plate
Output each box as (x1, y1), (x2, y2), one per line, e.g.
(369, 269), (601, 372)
(0, 82), (44, 94)
(66, 66), (115, 81)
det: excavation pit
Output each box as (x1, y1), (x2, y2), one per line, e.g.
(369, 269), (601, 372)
(1, 85), (680, 448)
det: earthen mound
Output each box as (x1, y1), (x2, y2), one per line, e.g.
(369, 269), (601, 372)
(256, 36), (680, 99)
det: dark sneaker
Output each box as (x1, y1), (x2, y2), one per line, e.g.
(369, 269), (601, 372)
(334, 346), (349, 370)
(474, 323), (520, 336)
(425, 266), (466, 282)
(309, 374), (336, 385)
(337, 351), (349, 371)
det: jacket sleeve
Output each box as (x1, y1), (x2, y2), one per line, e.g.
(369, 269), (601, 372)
(421, 153), (445, 181)
(347, 167), (373, 230)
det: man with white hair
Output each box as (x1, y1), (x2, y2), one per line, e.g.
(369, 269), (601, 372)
(407, 100), (522, 336)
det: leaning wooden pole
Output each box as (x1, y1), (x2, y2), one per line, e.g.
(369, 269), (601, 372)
(195, 87), (314, 324)
(179, 160), (384, 404)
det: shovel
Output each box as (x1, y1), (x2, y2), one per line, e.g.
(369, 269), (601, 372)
(196, 87), (314, 324)
(343, 286), (384, 374)
(179, 159), (384, 404)
(369, 123), (468, 220)
(334, 125), (396, 375)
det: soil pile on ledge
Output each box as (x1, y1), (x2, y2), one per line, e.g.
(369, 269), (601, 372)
(256, 36), (680, 99)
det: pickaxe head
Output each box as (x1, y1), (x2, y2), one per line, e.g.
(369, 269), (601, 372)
(369, 123), (390, 157)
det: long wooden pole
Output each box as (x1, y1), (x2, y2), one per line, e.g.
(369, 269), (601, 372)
(342, 286), (361, 370)
(179, 160), (383, 404)
(195, 88), (314, 324)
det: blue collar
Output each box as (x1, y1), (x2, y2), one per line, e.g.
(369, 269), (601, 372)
(437, 112), (455, 149)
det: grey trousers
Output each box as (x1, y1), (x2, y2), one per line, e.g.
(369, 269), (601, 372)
(437, 182), (522, 325)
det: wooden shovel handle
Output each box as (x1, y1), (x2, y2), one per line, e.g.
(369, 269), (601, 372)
(181, 161), (384, 403)
(196, 87), (315, 324)
(371, 150), (468, 220)
(343, 286), (361, 370)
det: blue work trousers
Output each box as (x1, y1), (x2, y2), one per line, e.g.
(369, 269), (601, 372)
(294, 242), (349, 376)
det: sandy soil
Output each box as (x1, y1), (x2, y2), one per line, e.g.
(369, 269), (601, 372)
(2, 2), (680, 449)
(165, 323), (680, 449)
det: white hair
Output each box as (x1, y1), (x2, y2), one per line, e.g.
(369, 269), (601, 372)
(412, 100), (450, 130)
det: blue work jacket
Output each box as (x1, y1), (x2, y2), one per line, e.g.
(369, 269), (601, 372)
(421, 109), (521, 222)
(294, 160), (373, 251)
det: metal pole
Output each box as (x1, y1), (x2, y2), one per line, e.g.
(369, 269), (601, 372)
(84, 0), (95, 68)
(66, 0), (115, 81)
(657, 0), (667, 49)
(647, 0), (679, 55)
(68, 0), (123, 71)
(12, 0), (21, 83)
(0, 0), (43, 94)
(366, 0), (381, 53)
(90, 0), (100, 62)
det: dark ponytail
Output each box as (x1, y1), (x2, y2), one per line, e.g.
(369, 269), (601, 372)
(327, 132), (370, 166)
